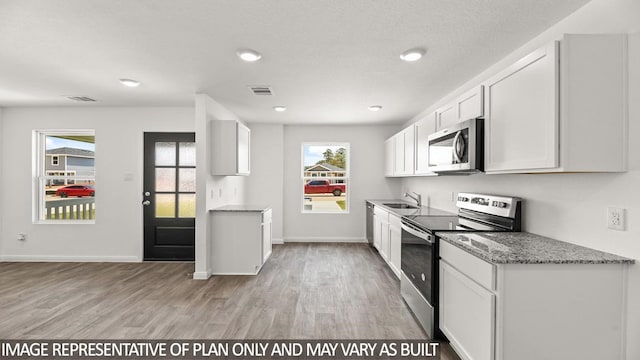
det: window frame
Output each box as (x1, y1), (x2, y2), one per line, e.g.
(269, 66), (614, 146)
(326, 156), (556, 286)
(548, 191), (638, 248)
(34, 130), (96, 224)
(301, 142), (350, 214)
(51, 155), (59, 166)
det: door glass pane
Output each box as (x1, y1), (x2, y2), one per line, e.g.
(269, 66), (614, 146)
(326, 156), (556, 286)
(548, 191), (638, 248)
(155, 168), (176, 192)
(179, 142), (196, 166)
(178, 194), (196, 218)
(155, 194), (175, 218)
(179, 168), (196, 192)
(155, 142), (176, 166)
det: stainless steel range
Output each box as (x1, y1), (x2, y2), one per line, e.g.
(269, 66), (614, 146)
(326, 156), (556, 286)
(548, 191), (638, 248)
(400, 192), (522, 339)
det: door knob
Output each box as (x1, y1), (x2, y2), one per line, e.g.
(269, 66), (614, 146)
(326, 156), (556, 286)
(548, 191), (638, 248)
(142, 200), (151, 206)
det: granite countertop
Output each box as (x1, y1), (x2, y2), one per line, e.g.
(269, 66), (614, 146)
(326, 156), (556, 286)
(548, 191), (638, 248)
(210, 204), (271, 212)
(437, 232), (635, 265)
(367, 200), (455, 217)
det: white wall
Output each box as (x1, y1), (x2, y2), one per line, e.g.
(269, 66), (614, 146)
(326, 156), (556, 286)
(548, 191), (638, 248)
(193, 94), (247, 279)
(246, 124), (284, 243)
(283, 125), (401, 241)
(0, 108), (3, 258)
(0, 107), (194, 261)
(402, 0), (640, 358)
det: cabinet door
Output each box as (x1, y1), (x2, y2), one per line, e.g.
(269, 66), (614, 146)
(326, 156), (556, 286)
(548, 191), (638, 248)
(440, 260), (495, 360)
(373, 214), (381, 250)
(384, 138), (394, 176)
(483, 42), (558, 173)
(458, 86), (484, 121)
(403, 126), (415, 176)
(237, 123), (251, 175)
(394, 133), (405, 175)
(389, 220), (402, 279)
(379, 221), (390, 260)
(414, 114), (437, 175)
(436, 103), (457, 131)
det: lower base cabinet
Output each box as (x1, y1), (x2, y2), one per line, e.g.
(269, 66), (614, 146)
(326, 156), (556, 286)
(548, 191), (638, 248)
(372, 205), (401, 279)
(439, 241), (628, 360)
(210, 209), (272, 275)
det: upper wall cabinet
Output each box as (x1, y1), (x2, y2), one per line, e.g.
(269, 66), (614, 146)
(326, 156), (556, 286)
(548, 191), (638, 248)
(414, 113), (438, 175)
(210, 120), (251, 176)
(386, 124), (417, 177)
(483, 34), (627, 174)
(384, 137), (394, 177)
(435, 86), (484, 131)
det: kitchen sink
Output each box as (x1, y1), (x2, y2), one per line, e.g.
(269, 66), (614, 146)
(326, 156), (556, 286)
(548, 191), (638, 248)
(383, 203), (419, 209)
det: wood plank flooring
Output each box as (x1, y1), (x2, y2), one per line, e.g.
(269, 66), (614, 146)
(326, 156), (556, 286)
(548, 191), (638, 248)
(0, 243), (459, 359)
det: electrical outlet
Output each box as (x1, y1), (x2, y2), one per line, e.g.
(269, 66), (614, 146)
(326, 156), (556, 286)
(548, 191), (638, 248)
(607, 207), (625, 231)
(18, 233), (26, 241)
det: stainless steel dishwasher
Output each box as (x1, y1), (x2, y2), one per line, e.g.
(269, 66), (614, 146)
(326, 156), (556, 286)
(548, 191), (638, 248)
(366, 202), (374, 246)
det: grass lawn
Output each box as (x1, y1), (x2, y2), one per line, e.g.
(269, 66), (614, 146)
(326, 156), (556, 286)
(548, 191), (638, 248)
(336, 200), (346, 210)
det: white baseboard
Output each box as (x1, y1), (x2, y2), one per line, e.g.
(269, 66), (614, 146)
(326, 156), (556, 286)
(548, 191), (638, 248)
(192, 271), (211, 280)
(272, 238), (284, 245)
(283, 237), (367, 243)
(0, 255), (140, 262)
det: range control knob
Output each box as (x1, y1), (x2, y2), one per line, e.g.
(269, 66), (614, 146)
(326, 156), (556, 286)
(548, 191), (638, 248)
(493, 201), (508, 208)
(457, 196), (469, 202)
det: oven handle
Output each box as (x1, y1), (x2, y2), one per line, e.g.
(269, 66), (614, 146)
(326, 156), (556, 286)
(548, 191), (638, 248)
(401, 222), (434, 243)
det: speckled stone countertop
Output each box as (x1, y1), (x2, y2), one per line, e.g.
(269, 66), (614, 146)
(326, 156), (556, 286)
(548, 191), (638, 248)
(210, 205), (271, 212)
(367, 200), (455, 217)
(437, 232), (635, 265)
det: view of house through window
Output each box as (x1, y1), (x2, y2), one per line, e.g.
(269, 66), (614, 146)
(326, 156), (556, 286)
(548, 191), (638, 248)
(36, 132), (96, 221)
(302, 143), (349, 213)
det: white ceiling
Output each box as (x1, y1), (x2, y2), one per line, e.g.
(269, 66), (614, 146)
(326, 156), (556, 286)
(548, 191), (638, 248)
(0, 0), (590, 124)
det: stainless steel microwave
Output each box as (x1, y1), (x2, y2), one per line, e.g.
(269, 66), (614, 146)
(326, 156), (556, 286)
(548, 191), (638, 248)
(427, 118), (484, 174)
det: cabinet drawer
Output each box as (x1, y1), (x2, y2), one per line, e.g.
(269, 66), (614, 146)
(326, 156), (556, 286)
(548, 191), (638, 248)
(440, 241), (495, 290)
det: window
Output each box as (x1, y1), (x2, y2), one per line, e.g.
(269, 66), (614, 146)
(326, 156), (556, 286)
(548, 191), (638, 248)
(302, 143), (349, 213)
(35, 131), (96, 222)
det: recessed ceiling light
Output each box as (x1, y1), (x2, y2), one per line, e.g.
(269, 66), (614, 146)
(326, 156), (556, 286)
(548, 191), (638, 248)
(368, 105), (383, 112)
(400, 48), (426, 62)
(119, 78), (141, 87)
(273, 106), (287, 112)
(237, 49), (262, 62)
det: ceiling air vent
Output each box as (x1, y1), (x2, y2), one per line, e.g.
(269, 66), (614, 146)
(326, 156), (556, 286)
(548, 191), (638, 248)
(248, 86), (273, 96)
(66, 96), (97, 102)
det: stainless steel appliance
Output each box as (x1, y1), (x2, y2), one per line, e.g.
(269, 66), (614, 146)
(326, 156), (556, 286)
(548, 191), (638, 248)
(427, 118), (483, 174)
(400, 192), (521, 339)
(366, 202), (374, 246)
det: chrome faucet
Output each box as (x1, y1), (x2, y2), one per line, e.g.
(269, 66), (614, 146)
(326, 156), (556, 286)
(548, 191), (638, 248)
(404, 191), (422, 207)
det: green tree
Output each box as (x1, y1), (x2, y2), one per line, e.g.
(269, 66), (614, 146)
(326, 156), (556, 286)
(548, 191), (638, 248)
(317, 147), (346, 169)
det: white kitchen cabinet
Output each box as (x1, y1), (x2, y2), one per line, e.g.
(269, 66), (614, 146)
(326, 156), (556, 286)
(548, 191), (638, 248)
(388, 214), (402, 279)
(261, 209), (272, 262)
(403, 125), (415, 176)
(393, 132), (405, 176)
(387, 125), (416, 177)
(483, 34), (627, 173)
(374, 207), (390, 260)
(372, 206), (401, 279)
(440, 260), (495, 360)
(384, 138), (394, 177)
(439, 241), (628, 360)
(210, 119), (251, 176)
(435, 86), (484, 131)
(414, 113), (438, 175)
(435, 103), (457, 131)
(210, 208), (271, 275)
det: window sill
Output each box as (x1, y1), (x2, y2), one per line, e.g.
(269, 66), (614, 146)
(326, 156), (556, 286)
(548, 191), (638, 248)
(34, 220), (96, 225)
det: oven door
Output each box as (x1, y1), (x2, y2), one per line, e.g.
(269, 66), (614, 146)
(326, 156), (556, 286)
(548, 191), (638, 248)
(400, 221), (434, 303)
(427, 118), (482, 173)
(400, 220), (436, 337)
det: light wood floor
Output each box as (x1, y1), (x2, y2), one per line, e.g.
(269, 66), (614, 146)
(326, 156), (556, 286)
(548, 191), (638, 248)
(0, 243), (459, 359)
